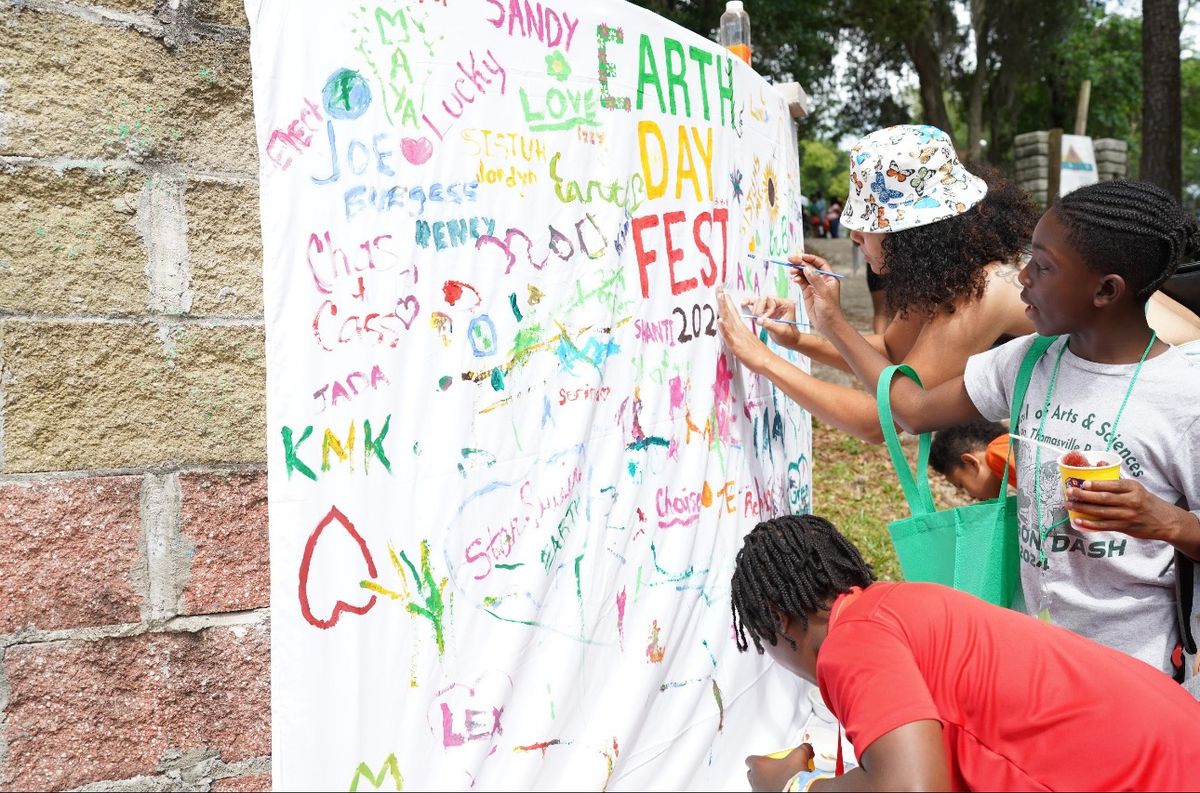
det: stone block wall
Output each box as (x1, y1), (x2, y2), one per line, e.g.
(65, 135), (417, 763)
(0, 1), (270, 790)
(1013, 130), (1128, 208)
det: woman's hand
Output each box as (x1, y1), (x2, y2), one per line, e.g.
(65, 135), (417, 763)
(789, 254), (846, 336)
(745, 745), (813, 792)
(717, 289), (774, 374)
(741, 295), (802, 348)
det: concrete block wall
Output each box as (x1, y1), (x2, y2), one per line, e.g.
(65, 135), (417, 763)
(1014, 131), (1051, 208)
(0, 1), (271, 790)
(1093, 138), (1129, 183)
(1014, 130), (1128, 208)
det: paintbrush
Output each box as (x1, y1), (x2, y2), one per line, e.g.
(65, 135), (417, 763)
(747, 254), (846, 279)
(1007, 433), (1078, 456)
(741, 313), (812, 328)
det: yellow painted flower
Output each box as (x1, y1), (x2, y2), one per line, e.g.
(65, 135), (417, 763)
(763, 163), (780, 221)
(546, 51), (571, 82)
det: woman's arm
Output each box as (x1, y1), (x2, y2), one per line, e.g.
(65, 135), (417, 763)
(717, 279), (983, 442)
(790, 312), (923, 374)
(787, 257), (989, 434)
(740, 257), (923, 373)
(718, 292), (900, 443)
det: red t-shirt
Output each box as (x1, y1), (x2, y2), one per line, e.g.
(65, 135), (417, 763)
(817, 582), (1200, 791)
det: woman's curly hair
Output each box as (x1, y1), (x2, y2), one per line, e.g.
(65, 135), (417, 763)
(878, 166), (1039, 318)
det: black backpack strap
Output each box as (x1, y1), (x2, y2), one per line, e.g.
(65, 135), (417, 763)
(1177, 549), (1197, 656)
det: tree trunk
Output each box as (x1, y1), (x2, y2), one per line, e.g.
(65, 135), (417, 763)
(966, 0), (988, 162)
(1141, 0), (1182, 198)
(906, 33), (955, 144)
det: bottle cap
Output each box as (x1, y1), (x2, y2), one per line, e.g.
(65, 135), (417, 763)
(726, 0), (744, 11)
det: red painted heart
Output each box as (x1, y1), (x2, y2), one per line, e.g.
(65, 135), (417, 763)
(401, 136), (434, 165)
(298, 505), (378, 629)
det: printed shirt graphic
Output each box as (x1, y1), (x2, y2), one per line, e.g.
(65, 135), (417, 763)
(965, 335), (1200, 673)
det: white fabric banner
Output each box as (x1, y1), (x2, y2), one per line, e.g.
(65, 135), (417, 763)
(248, 1), (813, 789)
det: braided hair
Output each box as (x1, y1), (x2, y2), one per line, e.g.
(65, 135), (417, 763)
(1054, 180), (1200, 300)
(731, 515), (874, 654)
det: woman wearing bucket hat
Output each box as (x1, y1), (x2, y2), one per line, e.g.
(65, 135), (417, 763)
(718, 124), (1034, 443)
(717, 124), (1199, 443)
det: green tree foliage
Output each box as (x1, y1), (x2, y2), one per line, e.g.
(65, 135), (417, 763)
(633, 0), (1185, 194)
(1006, 6), (1142, 171)
(799, 140), (851, 203)
(837, 0), (960, 136)
(1182, 58), (1200, 209)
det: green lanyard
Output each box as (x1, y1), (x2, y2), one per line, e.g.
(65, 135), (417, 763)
(1032, 332), (1157, 564)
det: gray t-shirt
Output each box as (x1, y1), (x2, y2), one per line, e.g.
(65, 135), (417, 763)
(964, 334), (1200, 674)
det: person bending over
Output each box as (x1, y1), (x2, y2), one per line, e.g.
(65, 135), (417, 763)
(929, 418), (1012, 501)
(734, 515), (1200, 792)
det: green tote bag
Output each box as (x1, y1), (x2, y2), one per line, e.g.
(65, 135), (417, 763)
(875, 335), (1056, 607)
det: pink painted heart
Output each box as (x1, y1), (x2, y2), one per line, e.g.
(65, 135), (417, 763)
(394, 294), (421, 330)
(401, 136), (434, 165)
(298, 506), (378, 629)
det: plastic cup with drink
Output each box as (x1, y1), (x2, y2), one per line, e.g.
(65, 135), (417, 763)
(1057, 449), (1122, 522)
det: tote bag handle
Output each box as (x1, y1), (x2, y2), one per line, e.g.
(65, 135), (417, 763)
(875, 365), (936, 517)
(875, 335), (1059, 519)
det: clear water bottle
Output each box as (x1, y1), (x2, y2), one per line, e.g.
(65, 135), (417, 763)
(719, 0), (752, 65)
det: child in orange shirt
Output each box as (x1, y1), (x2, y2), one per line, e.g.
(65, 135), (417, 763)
(929, 418), (1014, 500)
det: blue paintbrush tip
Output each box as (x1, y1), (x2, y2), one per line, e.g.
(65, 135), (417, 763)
(747, 254), (846, 279)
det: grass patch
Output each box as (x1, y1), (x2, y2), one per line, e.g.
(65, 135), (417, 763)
(812, 420), (904, 580)
(810, 419), (970, 582)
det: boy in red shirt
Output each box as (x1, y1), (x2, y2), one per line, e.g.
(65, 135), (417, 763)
(734, 515), (1200, 791)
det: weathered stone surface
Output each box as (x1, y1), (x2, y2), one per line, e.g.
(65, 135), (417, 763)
(185, 180), (263, 317)
(178, 470), (268, 615)
(0, 166), (149, 315)
(1093, 138), (1129, 153)
(1, 626), (270, 790)
(1014, 130), (1050, 146)
(1014, 154), (1049, 169)
(196, 0), (249, 28)
(0, 476), (144, 633)
(1, 321), (265, 472)
(0, 8), (256, 173)
(1015, 164), (1045, 182)
(98, 0), (161, 12)
(212, 773), (272, 792)
(1095, 149), (1128, 165)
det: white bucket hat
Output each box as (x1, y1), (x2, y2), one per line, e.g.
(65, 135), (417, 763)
(840, 125), (987, 234)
